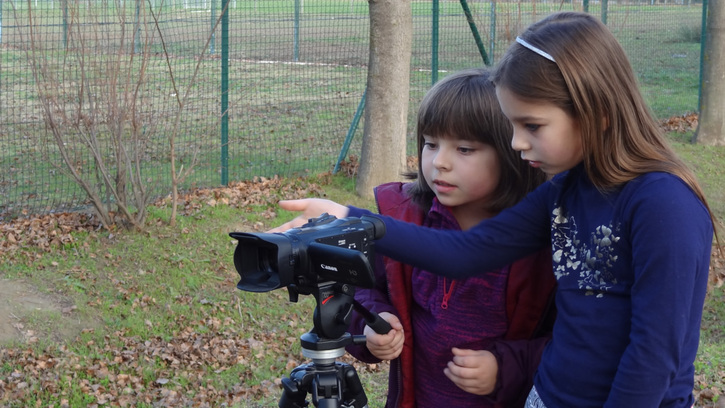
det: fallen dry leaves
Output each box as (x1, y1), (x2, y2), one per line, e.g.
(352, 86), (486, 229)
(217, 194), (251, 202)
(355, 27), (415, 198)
(0, 315), (385, 406)
(659, 112), (700, 134)
(0, 175), (389, 406)
(0, 176), (327, 258)
(0, 303), (387, 406)
(0, 159), (723, 406)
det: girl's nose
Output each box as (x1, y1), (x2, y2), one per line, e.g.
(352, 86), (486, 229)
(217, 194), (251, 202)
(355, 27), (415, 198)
(432, 149), (451, 170)
(511, 130), (530, 152)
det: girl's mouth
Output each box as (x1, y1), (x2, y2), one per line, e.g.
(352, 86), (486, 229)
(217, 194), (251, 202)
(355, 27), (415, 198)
(433, 180), (456, 193)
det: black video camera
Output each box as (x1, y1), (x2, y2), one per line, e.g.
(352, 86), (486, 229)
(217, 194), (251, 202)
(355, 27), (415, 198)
(229, 213), (386, 297)
(231, 213), (393, 404)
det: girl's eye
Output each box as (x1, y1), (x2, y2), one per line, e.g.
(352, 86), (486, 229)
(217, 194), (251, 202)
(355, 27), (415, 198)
(424, 141), (438, 149)
(458, 146), (474, 154)
(525, 124), (541, 132)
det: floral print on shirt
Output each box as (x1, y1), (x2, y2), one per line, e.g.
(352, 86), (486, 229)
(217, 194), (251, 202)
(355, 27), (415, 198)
(551, 206), (621, 297)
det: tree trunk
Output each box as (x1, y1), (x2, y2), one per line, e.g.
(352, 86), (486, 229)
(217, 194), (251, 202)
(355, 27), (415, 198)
(356, 0), (412, 198)
(693, 0), (725, 146)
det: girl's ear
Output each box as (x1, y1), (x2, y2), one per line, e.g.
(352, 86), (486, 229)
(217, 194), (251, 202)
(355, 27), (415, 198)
(601, 114), (610, 132)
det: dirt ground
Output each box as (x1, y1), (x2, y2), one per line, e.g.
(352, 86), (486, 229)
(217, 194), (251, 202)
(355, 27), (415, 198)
(0, 279), (85, 344)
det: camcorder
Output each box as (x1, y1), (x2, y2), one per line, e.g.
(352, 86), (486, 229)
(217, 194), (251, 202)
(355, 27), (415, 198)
(229, 213), (386, 298)
(230, 213), (390, 408)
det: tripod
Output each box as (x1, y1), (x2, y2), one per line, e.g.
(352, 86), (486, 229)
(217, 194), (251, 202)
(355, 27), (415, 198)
(278, 282), (391, 408)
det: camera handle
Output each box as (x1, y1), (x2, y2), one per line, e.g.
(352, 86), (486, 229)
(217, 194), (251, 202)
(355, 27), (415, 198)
(278, 283), (392, 408)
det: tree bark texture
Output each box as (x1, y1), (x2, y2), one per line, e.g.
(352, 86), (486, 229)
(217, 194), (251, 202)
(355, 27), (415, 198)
(356, 0), (412, 198)
(694, 0), (725, 146)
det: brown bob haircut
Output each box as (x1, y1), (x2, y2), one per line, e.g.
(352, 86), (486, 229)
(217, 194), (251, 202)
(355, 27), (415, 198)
(406, 68), (546, 213)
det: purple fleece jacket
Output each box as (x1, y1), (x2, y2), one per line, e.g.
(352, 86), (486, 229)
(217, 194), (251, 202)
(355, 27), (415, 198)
(346, 182), (556, 408)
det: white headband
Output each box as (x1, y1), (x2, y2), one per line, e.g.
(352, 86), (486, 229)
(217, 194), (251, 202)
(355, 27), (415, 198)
(516, 36), (556, 63)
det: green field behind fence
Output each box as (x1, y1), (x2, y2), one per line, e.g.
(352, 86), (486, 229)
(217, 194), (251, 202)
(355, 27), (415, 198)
(0, 1), (705, 219)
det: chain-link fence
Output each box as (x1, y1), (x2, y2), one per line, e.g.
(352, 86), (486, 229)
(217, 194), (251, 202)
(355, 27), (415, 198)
(0, 0), (705, 220)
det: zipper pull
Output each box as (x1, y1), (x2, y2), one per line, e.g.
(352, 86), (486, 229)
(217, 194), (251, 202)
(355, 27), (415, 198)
(441, 279), (455, 309)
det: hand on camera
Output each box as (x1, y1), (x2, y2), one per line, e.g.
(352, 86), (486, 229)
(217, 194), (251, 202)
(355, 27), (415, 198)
(268, 199), (350, 232)
(444, 347), (498, 395)
(364, 312), (404, 361)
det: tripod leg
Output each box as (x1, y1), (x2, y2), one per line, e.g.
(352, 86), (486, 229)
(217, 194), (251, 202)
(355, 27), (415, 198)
(279, 364), (312, 408)
(341, 364), (368, 408)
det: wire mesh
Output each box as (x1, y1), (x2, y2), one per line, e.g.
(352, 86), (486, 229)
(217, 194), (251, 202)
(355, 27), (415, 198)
(0, 0), (705, 219)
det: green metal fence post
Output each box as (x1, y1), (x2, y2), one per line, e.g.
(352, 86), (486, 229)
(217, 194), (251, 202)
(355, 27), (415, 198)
(334, 89), (367, 174)
(210, 0), (216, 54)
(432, 0), (439, 85)
(294, 0), (300, 61)
(220, 0), (229, 185)
(62, 0), (68, 49)
(134, 0), (141, 54)
(698, 0), (707, 112)
(489, 1), (496, 61)
(459, 0), (490, 66)
(583, 0), (589, 13)
(601, 0), (608, 25)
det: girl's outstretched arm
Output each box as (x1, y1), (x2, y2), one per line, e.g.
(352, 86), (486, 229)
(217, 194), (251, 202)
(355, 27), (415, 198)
(268, 199), (350, 232)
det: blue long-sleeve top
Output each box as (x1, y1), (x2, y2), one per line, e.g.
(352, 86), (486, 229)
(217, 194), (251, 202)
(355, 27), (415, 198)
(348, 164), (712, 407)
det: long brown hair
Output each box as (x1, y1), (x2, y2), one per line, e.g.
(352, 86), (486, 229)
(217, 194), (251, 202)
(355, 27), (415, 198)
(492, 11), (720, 239)
(407, 68), (546, 213)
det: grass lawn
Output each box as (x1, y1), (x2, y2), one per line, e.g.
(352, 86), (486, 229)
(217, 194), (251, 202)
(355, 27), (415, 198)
(0, 132), (724, 406)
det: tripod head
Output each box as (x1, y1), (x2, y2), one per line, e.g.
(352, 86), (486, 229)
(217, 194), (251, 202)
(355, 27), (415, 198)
(301, 281), (359, 340)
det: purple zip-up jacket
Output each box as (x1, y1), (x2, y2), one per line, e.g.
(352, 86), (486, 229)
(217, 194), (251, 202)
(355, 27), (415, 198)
(346, 182), (556, 408)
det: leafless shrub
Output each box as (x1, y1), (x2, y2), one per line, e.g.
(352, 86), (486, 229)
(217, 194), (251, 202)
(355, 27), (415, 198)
(14, 0), (227, 229)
